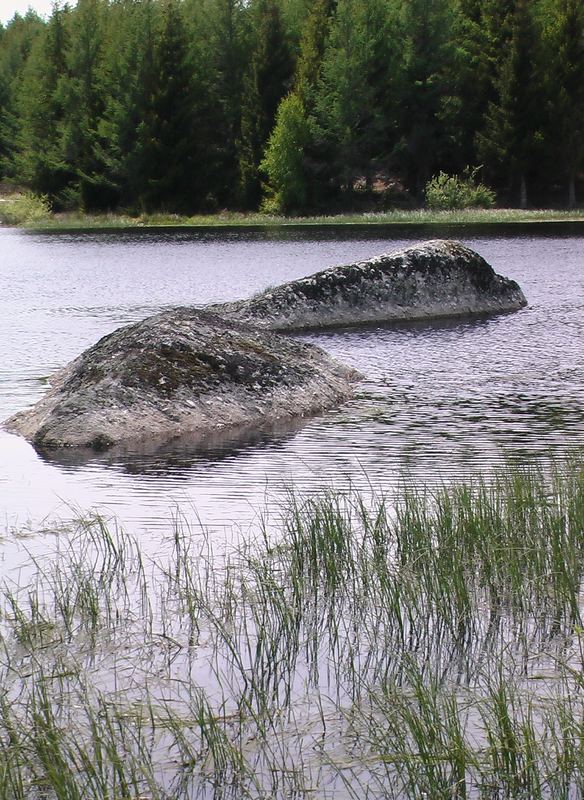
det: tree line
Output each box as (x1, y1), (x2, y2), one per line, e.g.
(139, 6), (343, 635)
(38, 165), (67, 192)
(0, 0), (582, 214)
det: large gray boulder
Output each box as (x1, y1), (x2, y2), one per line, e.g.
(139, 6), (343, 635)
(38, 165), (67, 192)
(4, 309), (361, 450)
(210, 240), (527, 331)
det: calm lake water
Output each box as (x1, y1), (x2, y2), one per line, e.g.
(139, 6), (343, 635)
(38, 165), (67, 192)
(1, 223), (584, 543)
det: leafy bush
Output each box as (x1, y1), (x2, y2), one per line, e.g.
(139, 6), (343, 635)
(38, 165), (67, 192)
(0, 192), (52, 225)
(425, 167), (496, 210)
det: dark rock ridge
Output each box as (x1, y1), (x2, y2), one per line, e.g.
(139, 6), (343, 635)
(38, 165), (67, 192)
(210, 239), (527, 331)
(4, 309), (361, 450)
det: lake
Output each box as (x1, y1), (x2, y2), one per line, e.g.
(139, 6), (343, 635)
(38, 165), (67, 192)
(2, 223), (584, 543)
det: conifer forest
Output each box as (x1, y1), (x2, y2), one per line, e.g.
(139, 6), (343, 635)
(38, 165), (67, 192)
(0, 0), (582, 215)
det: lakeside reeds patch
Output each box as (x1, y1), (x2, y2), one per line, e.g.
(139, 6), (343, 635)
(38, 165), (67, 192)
(1, 461), (584, 797)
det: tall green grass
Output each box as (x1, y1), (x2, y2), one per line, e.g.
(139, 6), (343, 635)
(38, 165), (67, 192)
(1, 460), (584, 797)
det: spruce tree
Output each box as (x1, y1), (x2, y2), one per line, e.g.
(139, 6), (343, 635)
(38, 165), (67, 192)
(546, 0), (584, 206)
(477, 0), (543, 207)
(192, 0), (247, 206)
(14, 4), (71, 198)
(481, 0), (516, 86)
(132, 0), (203, 212)
(238, 0), (293, 208)
(0, 55), (12, 178)
(58, 0), (110, 208)
(314, 0), (398, 197)
(397, 0), (458, 198)
(294, 0), (334, 108)
(98, 0), (157, 209)
(259, 0), (336, 213)
(454, 0), (491, 169)
(0, 10), (45, 180)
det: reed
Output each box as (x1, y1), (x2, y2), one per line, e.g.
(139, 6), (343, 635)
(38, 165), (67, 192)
(0, 460), (584, 797)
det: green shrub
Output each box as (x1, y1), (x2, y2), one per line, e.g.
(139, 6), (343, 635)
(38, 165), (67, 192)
(0, 192), (52, 225)
(425, 167), (496, 210)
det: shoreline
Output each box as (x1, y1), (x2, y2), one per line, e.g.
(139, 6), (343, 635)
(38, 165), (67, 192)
(4, 205), (584, 231)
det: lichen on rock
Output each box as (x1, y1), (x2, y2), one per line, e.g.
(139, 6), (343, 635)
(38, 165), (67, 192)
(210, 239), (527, 331)
(4, 308), (361, 451)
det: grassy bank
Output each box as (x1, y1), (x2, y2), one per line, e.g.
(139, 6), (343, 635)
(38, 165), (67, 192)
(2, 193), (584, 230)
(26, 206), (584, 229)
(2, 460), (584, 798)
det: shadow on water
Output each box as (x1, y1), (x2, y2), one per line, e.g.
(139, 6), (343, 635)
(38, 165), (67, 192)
(303, 307), (524, 340)
(34, 417), (310, 476)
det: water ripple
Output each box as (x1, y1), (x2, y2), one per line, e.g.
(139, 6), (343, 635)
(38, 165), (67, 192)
(1, 225), (584, 539)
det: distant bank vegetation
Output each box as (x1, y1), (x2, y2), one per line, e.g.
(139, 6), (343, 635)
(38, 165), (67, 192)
(0, 0), (582, 217)
(4, 193), (584, 229)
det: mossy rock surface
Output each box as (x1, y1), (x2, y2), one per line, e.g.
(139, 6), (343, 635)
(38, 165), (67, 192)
(210, 240), (527, 331)
(5, 309), (361, 450)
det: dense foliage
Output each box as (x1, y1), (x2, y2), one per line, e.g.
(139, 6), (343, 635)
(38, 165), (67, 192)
(0, 0), (582, 214)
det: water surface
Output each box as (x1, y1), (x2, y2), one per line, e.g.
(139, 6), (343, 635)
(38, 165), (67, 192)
(1, 223), (583, 543)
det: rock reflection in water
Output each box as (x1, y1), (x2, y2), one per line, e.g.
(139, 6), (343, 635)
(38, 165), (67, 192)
(35, 417), (309, 476)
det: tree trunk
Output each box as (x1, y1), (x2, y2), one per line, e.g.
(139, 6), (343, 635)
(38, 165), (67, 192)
(519, 173), (527, 209)
(568, 172), (576, 208)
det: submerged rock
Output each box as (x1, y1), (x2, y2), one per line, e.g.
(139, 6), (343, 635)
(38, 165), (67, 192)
(4, 309), (361, 450)
(211, 239), (527, 331)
